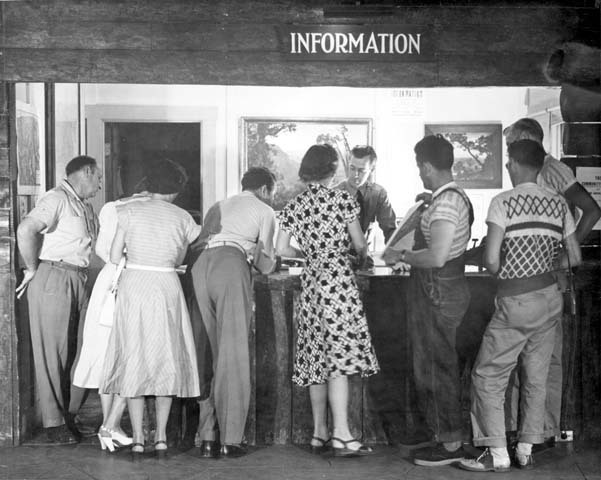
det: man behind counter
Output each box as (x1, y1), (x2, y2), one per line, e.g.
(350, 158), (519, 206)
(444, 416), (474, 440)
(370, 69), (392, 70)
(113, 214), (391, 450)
(336, 145), (397, 258)
(385, 135), (474, 467)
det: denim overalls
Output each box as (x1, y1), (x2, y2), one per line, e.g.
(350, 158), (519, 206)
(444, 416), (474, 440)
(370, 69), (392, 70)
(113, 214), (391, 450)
(408, 188), (473, 443)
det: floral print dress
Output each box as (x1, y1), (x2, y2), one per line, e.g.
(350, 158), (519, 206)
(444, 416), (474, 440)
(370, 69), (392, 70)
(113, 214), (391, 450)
(278, 183), (379, 387)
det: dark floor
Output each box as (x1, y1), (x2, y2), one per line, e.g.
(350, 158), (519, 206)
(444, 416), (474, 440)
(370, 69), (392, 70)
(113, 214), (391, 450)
(1, 439), (600, 480)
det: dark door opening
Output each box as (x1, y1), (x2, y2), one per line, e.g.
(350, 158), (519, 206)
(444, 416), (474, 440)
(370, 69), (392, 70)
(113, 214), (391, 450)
(105, 122), (202, 221)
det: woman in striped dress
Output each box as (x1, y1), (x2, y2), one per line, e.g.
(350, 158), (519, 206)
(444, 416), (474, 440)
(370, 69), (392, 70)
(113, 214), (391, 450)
(99, 159), (201, 456)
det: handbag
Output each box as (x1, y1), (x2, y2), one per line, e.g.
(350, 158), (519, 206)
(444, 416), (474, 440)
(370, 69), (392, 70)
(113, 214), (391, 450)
(98, 257), (126, 328)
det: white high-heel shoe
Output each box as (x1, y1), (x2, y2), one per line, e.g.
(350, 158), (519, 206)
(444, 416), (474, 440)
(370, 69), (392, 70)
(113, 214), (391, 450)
(98, 431), (116, 452)
(103, 427), (133, 447)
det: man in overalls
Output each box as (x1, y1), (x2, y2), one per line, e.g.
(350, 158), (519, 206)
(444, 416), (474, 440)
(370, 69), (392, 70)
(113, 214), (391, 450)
(386, 135), (473, 466)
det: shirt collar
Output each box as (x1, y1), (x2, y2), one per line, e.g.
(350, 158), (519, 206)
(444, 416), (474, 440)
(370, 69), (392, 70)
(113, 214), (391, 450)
(59, 179), (86, 204)
(431, 181), (458, 199)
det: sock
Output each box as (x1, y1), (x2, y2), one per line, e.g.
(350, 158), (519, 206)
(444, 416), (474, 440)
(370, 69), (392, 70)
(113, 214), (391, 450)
(489, 447), (511, 466)
(442, 440), (462, 452)
(516, 442), (532, 456)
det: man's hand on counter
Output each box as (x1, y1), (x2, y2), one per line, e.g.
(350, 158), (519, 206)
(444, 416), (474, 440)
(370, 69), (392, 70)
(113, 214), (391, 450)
(391, 261), (411, 274)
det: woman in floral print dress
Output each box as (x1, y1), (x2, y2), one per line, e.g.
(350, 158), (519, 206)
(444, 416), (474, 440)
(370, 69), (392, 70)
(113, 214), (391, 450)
(276, 144), (379, 457)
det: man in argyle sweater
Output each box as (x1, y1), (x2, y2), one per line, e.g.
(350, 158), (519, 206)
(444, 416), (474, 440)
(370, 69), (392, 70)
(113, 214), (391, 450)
(460, 139), (581, 472)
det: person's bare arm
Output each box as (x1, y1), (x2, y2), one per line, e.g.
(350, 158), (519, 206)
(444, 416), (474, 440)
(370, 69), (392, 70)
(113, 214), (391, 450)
(276, 229), (303, 259)
(564, 182), (601, 243)
(110, 227), (126, 265)
(483, 222), (504, 275)
(348, 218), (367, 264)
(16, 217), (47, 298)
(400, 220), (455, 269)
(559, 232), (582, 269)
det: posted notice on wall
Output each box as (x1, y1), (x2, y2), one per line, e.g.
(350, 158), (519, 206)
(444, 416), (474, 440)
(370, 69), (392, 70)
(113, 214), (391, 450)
(576, 166), (601, 230)
(391, 89), (424, 118)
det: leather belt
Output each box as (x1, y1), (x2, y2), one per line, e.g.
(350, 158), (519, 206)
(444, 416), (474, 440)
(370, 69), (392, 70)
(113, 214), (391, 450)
(205, 240), (247, 256)
(40, 259), (88, 274)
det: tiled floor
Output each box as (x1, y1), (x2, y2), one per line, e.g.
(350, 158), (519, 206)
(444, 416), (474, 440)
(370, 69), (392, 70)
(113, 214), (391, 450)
(1, 440), (599, 480)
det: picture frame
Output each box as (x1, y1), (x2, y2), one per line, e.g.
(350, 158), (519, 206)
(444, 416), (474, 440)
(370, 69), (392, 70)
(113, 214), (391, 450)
(424, 123), (503, 189)
(240, 117), (372, 210)
(16, 101), (44, 195)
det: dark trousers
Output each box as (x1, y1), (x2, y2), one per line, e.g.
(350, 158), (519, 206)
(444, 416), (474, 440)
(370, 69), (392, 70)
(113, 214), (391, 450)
(191, 246), (252, 445)
(27, 262), (88, 428)
(408, 266), (470, 443)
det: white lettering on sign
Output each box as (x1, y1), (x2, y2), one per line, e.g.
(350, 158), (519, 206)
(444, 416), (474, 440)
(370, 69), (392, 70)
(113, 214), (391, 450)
(290, 32), (421, 55)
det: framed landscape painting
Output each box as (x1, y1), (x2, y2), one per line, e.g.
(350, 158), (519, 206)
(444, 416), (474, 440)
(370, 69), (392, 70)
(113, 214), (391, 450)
(424, 123), (503, 189)
(241, 117), (372, 210)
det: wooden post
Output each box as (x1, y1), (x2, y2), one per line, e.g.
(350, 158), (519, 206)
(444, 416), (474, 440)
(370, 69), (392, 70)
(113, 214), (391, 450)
(0, 82), (19, 446)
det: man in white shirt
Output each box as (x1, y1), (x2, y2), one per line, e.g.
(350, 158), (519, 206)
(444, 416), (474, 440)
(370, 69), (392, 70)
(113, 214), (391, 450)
(190, 166), (277, 458)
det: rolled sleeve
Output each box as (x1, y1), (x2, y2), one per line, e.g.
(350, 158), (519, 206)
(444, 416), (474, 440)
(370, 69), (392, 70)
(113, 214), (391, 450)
(486, 195), (506, 230)
(27, 191), (64, 232)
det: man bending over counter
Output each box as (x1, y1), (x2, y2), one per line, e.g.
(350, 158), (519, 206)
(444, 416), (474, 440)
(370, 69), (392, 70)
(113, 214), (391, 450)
(385, 135), (473, 467)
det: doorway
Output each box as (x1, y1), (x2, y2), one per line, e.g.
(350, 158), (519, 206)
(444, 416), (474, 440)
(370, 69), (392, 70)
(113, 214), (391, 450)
(104, 122), (202, 221)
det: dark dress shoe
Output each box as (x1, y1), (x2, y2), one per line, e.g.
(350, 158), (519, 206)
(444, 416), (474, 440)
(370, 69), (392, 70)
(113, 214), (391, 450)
(200, 440), (220, 458)
(220, 444), (247, 458)
(26, 425), (79, 446)
(65, 413), (96, 438)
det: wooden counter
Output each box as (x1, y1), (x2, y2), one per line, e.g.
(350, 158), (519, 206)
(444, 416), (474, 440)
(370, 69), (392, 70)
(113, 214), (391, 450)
(252, 269), (496, 445)
(251, 265), (601, 445)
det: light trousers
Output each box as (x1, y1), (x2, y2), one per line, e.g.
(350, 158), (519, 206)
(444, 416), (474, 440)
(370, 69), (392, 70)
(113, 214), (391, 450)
(471, 283), (562, 447)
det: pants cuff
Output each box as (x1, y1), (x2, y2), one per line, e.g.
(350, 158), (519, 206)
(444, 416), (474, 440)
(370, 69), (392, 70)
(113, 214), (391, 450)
(43, 418), (65, 428)
(518, 432), (546, 444)
(473, 435), (507, 448)
(438, 430), (464, 443)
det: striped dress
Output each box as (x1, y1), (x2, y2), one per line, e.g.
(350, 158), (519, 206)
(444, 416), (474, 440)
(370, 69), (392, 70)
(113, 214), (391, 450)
(100, 199), (201, 398)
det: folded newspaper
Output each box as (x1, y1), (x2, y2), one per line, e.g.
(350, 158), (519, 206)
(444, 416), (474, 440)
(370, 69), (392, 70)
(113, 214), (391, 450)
(381, 200), (425, 264)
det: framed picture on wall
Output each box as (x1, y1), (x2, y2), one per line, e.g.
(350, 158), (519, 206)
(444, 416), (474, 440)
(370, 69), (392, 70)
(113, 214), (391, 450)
(16, 102), (44, 195)
(424, 123), (503, 189)
(240, 117), (372, 210)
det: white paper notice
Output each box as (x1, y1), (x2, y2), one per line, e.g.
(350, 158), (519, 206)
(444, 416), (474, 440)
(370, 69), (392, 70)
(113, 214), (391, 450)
(391, 89), (424, 118)
(576, 166), (601, 230)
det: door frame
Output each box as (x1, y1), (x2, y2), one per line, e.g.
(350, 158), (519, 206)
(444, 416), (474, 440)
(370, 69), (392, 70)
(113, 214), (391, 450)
(86, 105), (218, 216)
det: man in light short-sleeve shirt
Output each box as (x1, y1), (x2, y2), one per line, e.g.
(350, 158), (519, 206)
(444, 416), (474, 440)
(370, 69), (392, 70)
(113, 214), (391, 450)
(16, 155), (101, 445)
(385, 135), (474, 467)
(190, 166), (277, 458)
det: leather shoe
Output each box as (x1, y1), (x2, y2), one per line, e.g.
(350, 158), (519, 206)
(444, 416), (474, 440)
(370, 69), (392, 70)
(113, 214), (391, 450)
(26, 425), (79, 446)
(65, 414), (96, 438)
(200, 440), (220, 458)
(220, 444), (247, 458)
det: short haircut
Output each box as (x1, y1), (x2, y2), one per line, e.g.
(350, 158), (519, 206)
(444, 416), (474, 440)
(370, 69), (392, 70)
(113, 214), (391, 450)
(351, 145), (377, 163)
(507, 139), (546, 170)
(241, 166), (276, 192)
(65, 155), (97, 176)
(503, 118), (544, 142)
(414, 135), (454, 170)
(298, 143), (339, 182)
(146, 158), (189, 195)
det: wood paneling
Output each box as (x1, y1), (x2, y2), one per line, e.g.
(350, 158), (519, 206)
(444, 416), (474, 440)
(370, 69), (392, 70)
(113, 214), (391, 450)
(0, 1), (597, 86)
(0, 81), (16, 447)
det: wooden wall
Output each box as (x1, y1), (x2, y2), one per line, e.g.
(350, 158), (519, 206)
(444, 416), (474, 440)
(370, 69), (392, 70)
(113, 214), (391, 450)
(0, 1), (598, 86)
